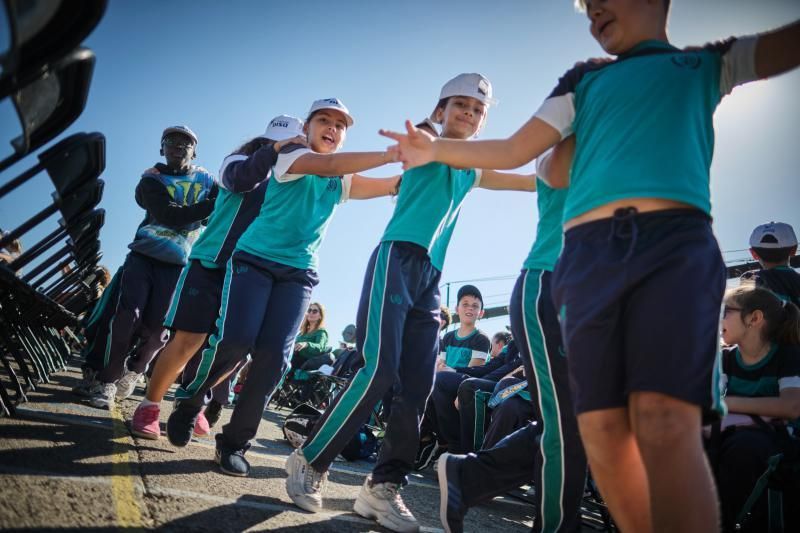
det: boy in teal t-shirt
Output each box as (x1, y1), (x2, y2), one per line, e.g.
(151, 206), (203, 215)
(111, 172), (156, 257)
(383, 3), (800, 531)
(438, 285), (490, 370)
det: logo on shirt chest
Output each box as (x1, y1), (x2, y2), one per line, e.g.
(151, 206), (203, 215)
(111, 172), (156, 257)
(326, 180), (338, 193)
(671, 54), (702, 70)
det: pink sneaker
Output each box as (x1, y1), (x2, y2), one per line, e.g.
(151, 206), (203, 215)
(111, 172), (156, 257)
(193, 410), (210, 437)
(131, 403), (161, 440)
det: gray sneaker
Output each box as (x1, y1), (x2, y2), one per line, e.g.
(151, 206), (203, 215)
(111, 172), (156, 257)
(115, 369), (143, 400)
(285, 448), (328, 512)
(353, 476), (420, 532)
(89, 382), (117, 409)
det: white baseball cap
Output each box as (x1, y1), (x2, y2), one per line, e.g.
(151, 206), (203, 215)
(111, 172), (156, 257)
(749, 222), (798, 249)
(162, 125), (198, 145)
(430, 73), (496, 123)
(308, 98), (354, 127)
(260, 115), (304, 141)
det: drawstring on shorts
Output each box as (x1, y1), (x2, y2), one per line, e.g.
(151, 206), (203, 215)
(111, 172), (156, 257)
(607, 207), (639, 262)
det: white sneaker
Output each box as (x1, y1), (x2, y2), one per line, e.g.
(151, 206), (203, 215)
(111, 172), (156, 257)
(285, 449), (328, 512)
(115, 369), (143, 400)
(353, 476), (420, 532)
(89, 382), (117, 409)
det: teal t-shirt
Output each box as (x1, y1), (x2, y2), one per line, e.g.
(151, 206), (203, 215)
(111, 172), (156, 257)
(189, 187), (243, 266)
(235, 147), (349, 271)
(382, 162), (479, 271)
(189, 152), (273, 267)
(523, 177), (567, 272)
(534, 38), (758, 222)
(439, 329), (490, 368)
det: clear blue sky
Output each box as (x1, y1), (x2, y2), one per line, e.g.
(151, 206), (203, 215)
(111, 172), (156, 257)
(1, 0), (798, 345)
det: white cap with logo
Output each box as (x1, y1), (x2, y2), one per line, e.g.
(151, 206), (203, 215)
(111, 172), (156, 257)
(749, 221), (798, 249)
(260, 115), (304, 141)
(430, 73), (496, 123)
(308, 98), (354, 127)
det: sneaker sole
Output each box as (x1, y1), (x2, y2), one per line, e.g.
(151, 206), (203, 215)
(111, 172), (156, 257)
(353, 498), (419, 533)
(131, 429), (160, 440)
(88, 400), (113, 410)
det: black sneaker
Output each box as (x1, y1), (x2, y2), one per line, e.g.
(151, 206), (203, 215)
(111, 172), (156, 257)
(437, 453), (467, 533)
(214, 434), (251, 477)
(414, 438), (443, 471)
(205, 399), (224, 428)
(167, 400), (202, 447)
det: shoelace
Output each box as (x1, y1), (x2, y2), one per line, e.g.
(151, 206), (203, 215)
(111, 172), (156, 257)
(381, 484), (411, 515)
(304, 464), (328, 493)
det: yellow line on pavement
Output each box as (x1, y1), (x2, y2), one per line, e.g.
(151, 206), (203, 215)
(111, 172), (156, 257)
(109, 404), (145, 529)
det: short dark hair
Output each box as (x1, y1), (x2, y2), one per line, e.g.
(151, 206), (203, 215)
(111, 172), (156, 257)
(752, 246), (795, 264)
(492, 331), (512, 346)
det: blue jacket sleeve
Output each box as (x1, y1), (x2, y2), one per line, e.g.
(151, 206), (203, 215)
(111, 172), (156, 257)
(221, 145), (279, 193)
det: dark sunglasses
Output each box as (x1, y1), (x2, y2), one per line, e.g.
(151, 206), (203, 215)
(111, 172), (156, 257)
(162, 138), (194, 149)
(307, 308), (320, 314)
(723, 306), (742, 316)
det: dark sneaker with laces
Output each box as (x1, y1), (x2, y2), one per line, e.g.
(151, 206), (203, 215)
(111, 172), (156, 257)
(166, 400), (202, 447)
(214, 434), (251, 477)
(204, 399), (224, 428)
(437, 453), (467, 533)
(414, 438), (443, 471)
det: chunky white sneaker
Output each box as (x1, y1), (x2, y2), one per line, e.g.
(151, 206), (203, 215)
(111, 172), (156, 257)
(89, 382), (117, 409)
(285, 449), (327, 512)
(353, 476), (420, 532)
(115, 369), (143, 400)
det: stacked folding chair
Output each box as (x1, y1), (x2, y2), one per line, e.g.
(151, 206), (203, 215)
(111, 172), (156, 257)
(0, 0), (108, 416)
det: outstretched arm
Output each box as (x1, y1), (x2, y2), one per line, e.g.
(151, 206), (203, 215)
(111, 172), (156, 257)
(381, 116), (561, 172)
(478, 170), (536, 192)
(476, 133), (576, 191)
(288, 151), (395, 177)
(349, 174), (401, 200)
(754, 19), (800, 79)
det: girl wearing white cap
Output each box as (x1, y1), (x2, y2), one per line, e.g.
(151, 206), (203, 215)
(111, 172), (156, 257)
(129, 115), (307, 440)
(165, 98), (400, 478)
(286, 74), (538, 532)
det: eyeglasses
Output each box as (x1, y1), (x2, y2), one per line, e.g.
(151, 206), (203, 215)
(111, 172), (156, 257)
(723, 306), (742, 316)
(307, 308), (320, 314)
(162, 138), (194, 149)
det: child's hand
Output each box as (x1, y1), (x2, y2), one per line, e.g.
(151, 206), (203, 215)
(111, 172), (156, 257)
(142, 167), (159, 176)
(380, 120), (435, 171)
(275, 135), (308, 152)
(294, 342), (307, 352)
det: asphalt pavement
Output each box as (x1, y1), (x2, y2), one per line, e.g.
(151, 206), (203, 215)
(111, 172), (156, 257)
(0, 366), (535, 532)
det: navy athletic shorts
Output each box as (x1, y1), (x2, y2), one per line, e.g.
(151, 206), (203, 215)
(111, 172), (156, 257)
(551, 208), (726, 415)
(163, 259), (224, 334)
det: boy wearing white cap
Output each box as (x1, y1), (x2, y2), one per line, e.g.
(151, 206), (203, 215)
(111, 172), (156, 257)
(286, 74), (538, 532)
(742, 221), (800, 308)
(165, 98), (401, 477)
(84, 126), (217, 409)
(383, 5), (800, 532)
(129, 115), (307, 439)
